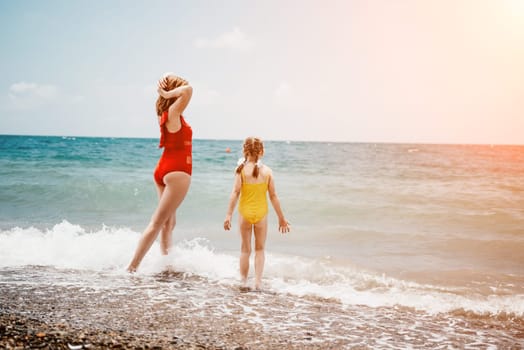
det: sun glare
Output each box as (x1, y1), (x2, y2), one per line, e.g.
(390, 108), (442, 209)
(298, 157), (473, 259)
(505, 0), (524, 24)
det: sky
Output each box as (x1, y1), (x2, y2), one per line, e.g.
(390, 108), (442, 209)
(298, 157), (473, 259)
(0, 0), (523, 144)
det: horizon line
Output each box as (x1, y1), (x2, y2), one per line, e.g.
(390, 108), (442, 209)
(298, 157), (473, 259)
(1, 133), (523, 147)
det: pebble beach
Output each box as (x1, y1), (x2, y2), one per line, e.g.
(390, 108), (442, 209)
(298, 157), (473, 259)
(1, 268), (523, 349)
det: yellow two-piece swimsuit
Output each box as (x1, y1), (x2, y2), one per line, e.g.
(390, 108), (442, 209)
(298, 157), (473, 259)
(238, 171), (269, 224)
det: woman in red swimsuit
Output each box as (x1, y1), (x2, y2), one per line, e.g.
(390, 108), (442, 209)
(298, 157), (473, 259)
(127, 73), (193, 272)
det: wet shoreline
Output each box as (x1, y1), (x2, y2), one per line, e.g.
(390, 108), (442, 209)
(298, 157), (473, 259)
(1, 268), (523, 349)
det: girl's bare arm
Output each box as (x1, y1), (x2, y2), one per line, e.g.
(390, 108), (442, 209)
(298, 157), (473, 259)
(267, 170), (290, 233)
(224, 174), (242, 230)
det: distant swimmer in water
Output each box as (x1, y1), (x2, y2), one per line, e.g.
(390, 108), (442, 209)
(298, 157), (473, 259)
(127, 73), (193, 273)
(223, 137), (290, 290)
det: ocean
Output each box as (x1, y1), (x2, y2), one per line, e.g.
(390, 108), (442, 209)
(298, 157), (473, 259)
(0, 134), (523, 348)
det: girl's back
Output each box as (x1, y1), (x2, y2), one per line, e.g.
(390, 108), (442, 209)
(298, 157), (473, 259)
(241, 163), (271, 184)
(239, 163), (270, 224)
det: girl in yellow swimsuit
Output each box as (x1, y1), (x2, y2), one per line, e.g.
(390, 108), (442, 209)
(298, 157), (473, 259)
(224, 137), (290, 290)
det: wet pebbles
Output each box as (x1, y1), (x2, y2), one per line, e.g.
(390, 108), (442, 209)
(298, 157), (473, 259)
(0, 313), (202, 349)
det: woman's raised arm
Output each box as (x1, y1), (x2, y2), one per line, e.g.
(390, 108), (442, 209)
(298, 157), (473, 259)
(158, 80), (193, 121)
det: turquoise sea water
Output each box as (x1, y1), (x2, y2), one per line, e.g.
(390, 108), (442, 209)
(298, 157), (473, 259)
(1, 134), (524, 347)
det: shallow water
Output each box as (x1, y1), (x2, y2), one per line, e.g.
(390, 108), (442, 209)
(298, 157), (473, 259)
(1, 135), (523, 347)
(1, 266), (522, 349)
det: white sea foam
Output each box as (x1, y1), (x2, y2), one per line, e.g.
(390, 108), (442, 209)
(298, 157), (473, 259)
(0, 221), (523, 316)
(0, 221), (137, 271)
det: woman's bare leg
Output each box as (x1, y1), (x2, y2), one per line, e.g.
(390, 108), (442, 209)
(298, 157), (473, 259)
(154, 184), (175, 255)
(253, 216), (268, 290)
(127, 172), (191, 272)
(239, 217), (253, 286)
(160, 214), (175, 255)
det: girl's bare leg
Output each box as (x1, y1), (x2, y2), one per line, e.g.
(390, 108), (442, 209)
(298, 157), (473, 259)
(127, 172), (191, 272)
(253, 216), (268, 290)
(239, 217), (253, 286)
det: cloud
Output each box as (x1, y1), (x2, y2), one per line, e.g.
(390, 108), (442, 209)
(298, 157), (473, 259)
(70, 95), (85, 104)
(9, 82), (58, 98)
(7, 81), (59, 110)
(274, 81), (292, 98)
(191, 81), (222, 105)
(274, 81), (299, 106)
(194, 27), (254, 51)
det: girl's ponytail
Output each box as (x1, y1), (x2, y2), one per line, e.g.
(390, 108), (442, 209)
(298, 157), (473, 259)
(235, 158), (246, 174)
(252, 155), (259, 178)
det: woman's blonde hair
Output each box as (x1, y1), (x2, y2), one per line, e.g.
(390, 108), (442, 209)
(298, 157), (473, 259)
(236, 137), (264, 178)
(155, 74), (188, 116)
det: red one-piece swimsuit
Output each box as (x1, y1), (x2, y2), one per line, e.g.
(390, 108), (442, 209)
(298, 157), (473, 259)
(153, 111), (193, 185)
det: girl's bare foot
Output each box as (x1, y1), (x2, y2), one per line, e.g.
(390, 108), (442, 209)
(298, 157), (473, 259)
(254, 281), (262, 291)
